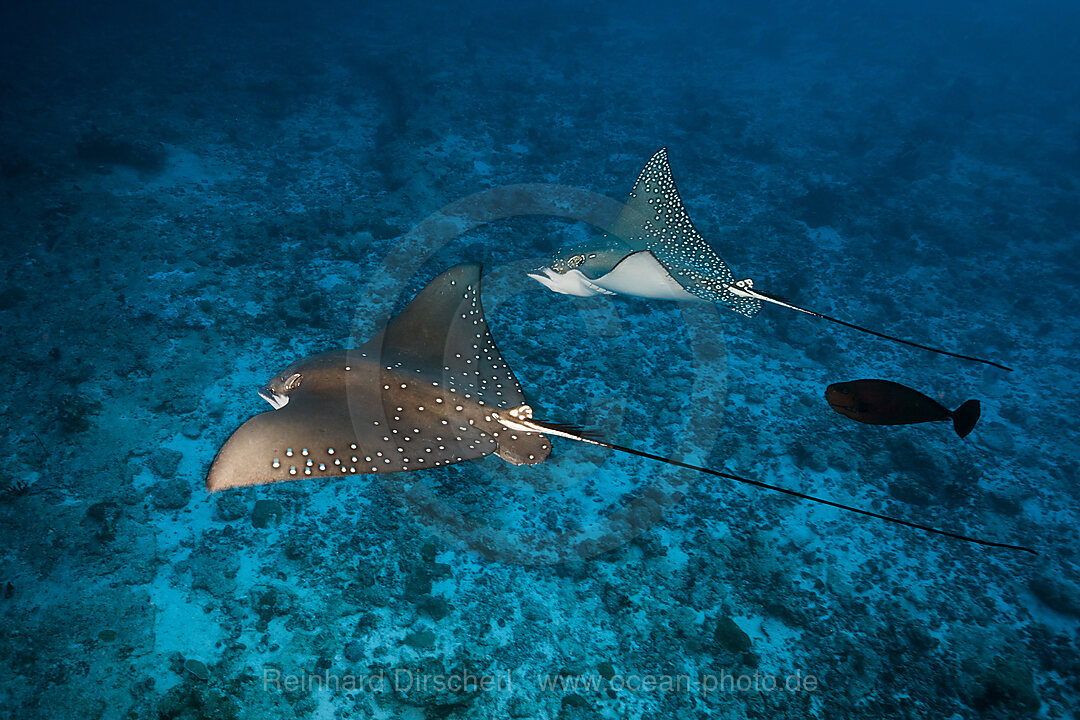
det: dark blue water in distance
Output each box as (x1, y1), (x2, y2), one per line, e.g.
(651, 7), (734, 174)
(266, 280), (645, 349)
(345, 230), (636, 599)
(1, 1), (1077, 718)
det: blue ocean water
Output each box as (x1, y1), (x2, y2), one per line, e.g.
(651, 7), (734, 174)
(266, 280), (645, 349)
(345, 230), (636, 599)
(1, 0), (1078, 717)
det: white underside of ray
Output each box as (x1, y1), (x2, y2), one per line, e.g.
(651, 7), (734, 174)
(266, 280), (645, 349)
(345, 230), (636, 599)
(526, 267), (615, 297)
(587, 251), (699, 300)
(528, 251), (700, 301)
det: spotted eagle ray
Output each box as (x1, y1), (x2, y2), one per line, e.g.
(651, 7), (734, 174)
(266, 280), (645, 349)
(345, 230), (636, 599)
(528, 148), (1012, 372)
(206, 263), (1032, 554)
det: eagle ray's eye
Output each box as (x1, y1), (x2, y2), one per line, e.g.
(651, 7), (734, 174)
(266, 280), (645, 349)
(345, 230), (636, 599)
(284, 373), (303, 391)
(567, 254), (585, 268)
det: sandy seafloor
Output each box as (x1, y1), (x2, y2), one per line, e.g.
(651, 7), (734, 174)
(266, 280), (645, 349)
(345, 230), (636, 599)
(1, 1), (1079, 718)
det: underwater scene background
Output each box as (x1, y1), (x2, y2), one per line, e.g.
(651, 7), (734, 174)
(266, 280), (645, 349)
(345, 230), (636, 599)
(1, 0), (1078, 718)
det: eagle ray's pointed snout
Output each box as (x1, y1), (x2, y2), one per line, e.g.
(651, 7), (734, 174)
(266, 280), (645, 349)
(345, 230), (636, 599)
(526, 268), (558, 290)
(258, 386), (289, 410)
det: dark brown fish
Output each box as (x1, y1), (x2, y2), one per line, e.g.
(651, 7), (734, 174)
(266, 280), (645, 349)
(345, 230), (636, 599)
(825, 379), (981, 438)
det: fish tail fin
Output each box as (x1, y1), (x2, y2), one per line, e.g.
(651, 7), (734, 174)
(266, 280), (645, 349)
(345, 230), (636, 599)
(951, 399), (981, 438)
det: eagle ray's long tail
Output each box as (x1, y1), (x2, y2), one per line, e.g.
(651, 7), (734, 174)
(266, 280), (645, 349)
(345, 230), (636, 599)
(727, 282), (1014, 372)
(529, 420), (1035, 556)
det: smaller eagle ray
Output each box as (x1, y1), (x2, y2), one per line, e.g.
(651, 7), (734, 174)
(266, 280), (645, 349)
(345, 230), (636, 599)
(207, 264), (1032, 555)
(529, 148), (1013, 372)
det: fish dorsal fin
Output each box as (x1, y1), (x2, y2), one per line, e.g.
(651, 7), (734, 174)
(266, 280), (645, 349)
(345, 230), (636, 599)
(607, 148), (762, 317)
(355, 263), (528, 408)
